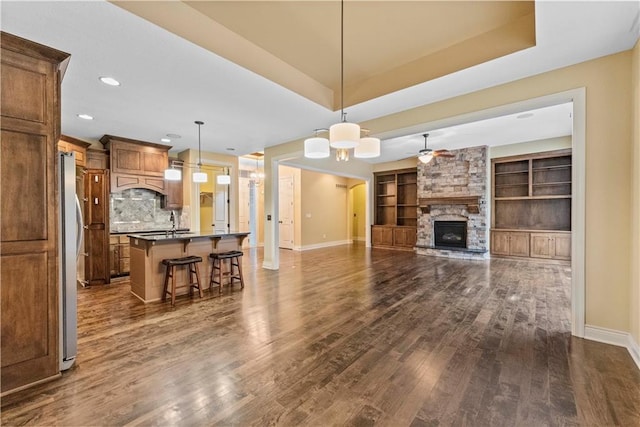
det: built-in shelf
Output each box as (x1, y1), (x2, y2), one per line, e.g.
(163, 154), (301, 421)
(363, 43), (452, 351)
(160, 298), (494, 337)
(491, 149), (572, 260)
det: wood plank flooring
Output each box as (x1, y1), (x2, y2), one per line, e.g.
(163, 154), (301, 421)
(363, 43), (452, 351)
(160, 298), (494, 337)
(2, 245), (639, 426)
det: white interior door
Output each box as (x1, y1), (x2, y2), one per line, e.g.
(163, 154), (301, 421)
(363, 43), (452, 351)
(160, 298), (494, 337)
(214, 174), (228, 233)
(279, 175), (294, 249)
(238, 177), (251, 247)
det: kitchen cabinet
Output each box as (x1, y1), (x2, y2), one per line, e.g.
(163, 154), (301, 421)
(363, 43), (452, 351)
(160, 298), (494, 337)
(85, 169), (110, 285)
(1, 32), (70, 394)
(110, 235), (131, 277)
(164, 159), (183, 209)
(100, 135), (170, 194)
(58, 135), (90, 167)
(530, 232), (571, 260)
(86, 148), (109, 169)
(491, 231), (530, 257)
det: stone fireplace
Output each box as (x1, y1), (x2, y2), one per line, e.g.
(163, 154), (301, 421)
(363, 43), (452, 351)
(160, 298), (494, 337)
(415, 146), (489, 259)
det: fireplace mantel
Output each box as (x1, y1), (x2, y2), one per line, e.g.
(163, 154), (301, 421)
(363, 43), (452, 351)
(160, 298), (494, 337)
(419, 196), (480, 214)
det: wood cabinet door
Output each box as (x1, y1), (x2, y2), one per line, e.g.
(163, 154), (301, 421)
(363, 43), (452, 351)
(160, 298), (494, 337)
(1, 33), (69, 393)
(509, 232), (530, 257)
(85, 170), (110, 284)
(491, 231), (511, 255)
(530, 233), (552, 258)
(372, 226), (393, 246)
(165, 177), (183, 209)
(552, 234), (571, 260)
(394, 227), (416, 248)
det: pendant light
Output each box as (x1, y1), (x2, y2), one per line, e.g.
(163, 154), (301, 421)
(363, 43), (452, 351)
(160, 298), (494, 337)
(329, 0), (360, 149)
(192, 120), (207, 183)
(303, 0), (380, 161)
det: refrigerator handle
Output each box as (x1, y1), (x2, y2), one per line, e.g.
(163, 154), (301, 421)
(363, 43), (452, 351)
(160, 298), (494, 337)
(75, 195), (84, 259)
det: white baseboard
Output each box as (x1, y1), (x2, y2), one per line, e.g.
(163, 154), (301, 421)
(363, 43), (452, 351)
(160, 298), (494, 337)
(299, 240), (352, 251)
(628, 334), (640, 370)
(584, 325), (640, 370)
(262, 260), (277, 270)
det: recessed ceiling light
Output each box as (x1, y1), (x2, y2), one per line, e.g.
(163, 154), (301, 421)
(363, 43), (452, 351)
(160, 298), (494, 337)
(77, 114), (94, 120)
(166, 133), (181, 139)
(99, 76), (120, 86)
(161, 138), (171, 143)
(516, 112), (534, 119)
(226, 148), (235, 151)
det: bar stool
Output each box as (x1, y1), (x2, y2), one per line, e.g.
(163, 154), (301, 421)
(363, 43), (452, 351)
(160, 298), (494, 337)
(161, 255), (204, 306)
(209, 251), (244, 294)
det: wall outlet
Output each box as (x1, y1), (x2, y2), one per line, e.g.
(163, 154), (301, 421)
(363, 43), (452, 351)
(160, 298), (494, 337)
(322, 233), (326, 239)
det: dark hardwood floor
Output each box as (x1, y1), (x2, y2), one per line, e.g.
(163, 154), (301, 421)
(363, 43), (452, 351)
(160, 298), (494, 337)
(2, 245), (639, 426)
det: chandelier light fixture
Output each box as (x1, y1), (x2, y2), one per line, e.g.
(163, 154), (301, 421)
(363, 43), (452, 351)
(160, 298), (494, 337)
(250, 154), (265, 184)
(192, 120), (208, 183)
(303, 0), (380, 161)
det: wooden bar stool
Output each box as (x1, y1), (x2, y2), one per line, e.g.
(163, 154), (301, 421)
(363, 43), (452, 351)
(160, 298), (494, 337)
(209, 251), (244, 294)
(161, 255), (204, 306)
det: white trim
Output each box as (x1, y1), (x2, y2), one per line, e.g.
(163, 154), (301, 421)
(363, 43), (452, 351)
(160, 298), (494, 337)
(628, 334), (640, 370)
(584, 325), (640, 371)
(298, 240), (352, 251)
(571, 88), (587, 338)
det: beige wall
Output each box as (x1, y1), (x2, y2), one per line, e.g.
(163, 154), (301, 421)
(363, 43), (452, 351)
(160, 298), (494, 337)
(489, 136), (572, 158)
(300, 170), (349, 247)
(631, 40), (640, 347)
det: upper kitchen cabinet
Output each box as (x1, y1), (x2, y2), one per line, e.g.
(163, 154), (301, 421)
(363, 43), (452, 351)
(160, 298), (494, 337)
(164, 159), (183, 210)
(99, 135), (170, 194)
(57, 135), (91, 167)
(1, 31), (70, 394)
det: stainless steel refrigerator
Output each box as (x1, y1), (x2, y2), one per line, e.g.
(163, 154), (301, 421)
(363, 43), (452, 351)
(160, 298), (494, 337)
(59, 152), (83, 371)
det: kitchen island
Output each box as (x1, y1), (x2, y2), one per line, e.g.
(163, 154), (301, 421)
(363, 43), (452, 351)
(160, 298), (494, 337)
(128, 231), (249, 303)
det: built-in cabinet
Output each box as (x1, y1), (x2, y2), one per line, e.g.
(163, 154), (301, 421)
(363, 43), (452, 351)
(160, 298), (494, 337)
(58, 135), (90, 167)
(164, 159), (183, 210)
(109, 235), (130, 277)
(490, 231), (530, 257)
(529, 232), (571, 260)
(372, 168), (417, 250)
(491, 149), (571, 260)
(0, 32), (70, 394)
(85, 169), (111, 285)
(100, 135), (170, 194)
(86, 148), (109, 169)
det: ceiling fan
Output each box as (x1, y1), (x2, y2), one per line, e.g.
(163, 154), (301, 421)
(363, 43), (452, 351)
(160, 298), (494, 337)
(418, 133), (455, 163)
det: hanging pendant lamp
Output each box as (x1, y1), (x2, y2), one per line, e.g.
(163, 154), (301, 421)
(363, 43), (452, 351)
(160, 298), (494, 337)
(192, 120), (208, 183)
(329, 0), (360, 149)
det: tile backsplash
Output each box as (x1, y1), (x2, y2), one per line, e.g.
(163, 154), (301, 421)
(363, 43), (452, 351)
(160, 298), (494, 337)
(110, 188), (186, 233)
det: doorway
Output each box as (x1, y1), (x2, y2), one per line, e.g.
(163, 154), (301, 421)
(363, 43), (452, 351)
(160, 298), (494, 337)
(279, 174), (294, 249)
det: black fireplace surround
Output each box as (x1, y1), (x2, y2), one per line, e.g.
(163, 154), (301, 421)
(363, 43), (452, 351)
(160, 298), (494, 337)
(434, 221), (467, 249)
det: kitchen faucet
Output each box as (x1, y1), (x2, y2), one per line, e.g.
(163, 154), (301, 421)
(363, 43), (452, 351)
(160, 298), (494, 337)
(169, 210), (176, 233)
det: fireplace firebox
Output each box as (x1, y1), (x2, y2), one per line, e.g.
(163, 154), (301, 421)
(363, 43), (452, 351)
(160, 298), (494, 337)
(434, 221), (467, 249)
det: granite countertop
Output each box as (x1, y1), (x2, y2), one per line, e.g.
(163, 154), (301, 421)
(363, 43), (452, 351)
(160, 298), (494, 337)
(127, 231), (250, 242)
(111, 228), (190, 235)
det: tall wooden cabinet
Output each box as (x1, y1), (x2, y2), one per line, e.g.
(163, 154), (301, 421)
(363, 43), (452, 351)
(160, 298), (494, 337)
(371, 168), (417, 250)
(85, 169), (111, 285)
(491, 149), (571, 260)
(0, 32), (70, 394)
